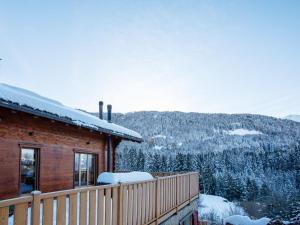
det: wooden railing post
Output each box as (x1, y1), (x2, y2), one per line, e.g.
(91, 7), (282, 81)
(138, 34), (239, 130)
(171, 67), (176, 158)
(189, 173), (191, 204)
(118, 184), (124, 225)
(31, 190), (41, 225)
(176, 174), (179, 214)
(155, 177), (160, 225)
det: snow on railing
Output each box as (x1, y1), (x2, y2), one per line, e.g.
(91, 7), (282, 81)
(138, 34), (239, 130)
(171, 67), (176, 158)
(0, 172), (199, 225)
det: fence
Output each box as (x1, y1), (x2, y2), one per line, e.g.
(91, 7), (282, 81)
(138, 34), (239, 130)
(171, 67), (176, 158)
(0, 172), (199, 225)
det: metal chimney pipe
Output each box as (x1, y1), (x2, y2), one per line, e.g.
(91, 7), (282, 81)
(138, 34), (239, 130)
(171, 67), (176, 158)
(99, 101), (104, 119)
(107, 136), (112, 172)
(106, 104), (113, 171)
(107, 104), (112, 122)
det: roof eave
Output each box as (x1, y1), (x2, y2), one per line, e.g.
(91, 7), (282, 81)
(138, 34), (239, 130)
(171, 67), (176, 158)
(0, 101), (143, 143)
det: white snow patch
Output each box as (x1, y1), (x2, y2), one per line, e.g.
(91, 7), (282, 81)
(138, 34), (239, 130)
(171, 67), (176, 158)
(97, 172), (154, 184)
(223, 215), (270, 225)
(153, 145), (163, 150)
(0, 83), (142, 140)
(225, 129), (262, 136)
(177, 142), (183, 147)
(151, 134), (167, 139)
(199, 194), (245, 222)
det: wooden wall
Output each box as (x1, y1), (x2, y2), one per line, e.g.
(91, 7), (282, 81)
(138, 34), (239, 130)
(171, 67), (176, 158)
(0, 107), (120, 200)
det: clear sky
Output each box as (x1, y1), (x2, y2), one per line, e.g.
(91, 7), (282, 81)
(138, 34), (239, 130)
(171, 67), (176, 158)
(0, 1), (299, 117)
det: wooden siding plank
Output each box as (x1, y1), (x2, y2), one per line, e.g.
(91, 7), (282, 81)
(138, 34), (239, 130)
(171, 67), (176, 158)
(57, 195), (66, 225)
(145, 183), (149, 222)
(0, 207), (9, 225)
(127, 185), (133, 225)
(137, 184), (142, 225)
(89, 190), (96, 225)
(132, 184), (137, 225)
(105, 188), (111, 225)
(80, 192), (87, 225)
(149, 182), (153, 220)
(153, 181), (156, 219)
(14, 203), (28, 225)
(112, 187), (118, 225)
(31, 192), (41, 225)
(121, 186), (127, 225)
(69, 193), (77, 225)
(97, 189), (104, 225)
(118, 185), (124, 225)
(156, 180), (160, 219)
(141, 183), (146, 224)
(43, 198), (54, 225)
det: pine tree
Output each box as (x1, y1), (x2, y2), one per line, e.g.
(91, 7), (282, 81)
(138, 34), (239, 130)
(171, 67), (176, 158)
(167, 156), (175, 172)
(136, 150), (145, 171)
(246, 178), (259, 201)
(201, 163), (216, 195)
(175, 153), (185, 172)
(161, 155), (167, 172)
(184, 153), (193, 171)
(128, 148), (138, 170)
(260, 182), (271, 200)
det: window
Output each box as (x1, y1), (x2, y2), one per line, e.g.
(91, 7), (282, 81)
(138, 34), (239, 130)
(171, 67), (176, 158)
(74, 153), (96, 187)
(20, 148), (39, 194)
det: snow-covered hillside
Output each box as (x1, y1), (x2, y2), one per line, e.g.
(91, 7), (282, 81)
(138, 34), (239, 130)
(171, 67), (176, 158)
(91, 111), (300, 219)
(108, 111), (300, 155)
(198, 194), (245, 223)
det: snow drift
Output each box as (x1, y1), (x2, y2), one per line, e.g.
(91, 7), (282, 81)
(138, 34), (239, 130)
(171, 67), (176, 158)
(97, 171), (154, 184)
(223, 215), (270, 225)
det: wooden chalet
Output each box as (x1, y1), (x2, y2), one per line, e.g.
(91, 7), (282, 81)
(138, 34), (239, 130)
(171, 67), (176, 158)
(0, 83), (142, 199)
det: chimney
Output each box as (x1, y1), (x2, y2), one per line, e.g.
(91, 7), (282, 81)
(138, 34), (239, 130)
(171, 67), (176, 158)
(107, 104), (112, 122)
(99, 101), (104, 119)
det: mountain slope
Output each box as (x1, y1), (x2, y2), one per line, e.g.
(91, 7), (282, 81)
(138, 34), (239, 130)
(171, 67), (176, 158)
(108, 111), (300, 154)
(92, 111), (300, 219)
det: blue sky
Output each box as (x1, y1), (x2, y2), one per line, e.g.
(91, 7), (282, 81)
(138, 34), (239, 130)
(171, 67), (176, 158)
(0, 1), (299, 117)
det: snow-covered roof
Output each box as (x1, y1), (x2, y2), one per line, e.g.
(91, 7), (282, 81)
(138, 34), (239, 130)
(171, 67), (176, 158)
(0, 83), (142, 142)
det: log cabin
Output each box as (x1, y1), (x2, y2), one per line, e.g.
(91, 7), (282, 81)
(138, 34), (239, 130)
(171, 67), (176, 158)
(0, 83), (142, 200)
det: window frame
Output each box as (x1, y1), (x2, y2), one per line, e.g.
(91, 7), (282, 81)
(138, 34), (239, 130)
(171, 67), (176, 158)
(18, 144), (41, 195)
(73, 150), (98, 188)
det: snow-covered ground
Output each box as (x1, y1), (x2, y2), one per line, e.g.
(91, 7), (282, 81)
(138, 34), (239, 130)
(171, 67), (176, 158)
(225, 129), (262, 136)
(198, 194), (245, 223)
(198, 194), (273, 225)
(224, 215), (270, 225)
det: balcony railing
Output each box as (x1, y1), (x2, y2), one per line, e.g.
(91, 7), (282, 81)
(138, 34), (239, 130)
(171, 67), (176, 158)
(0, 172), (199, 225)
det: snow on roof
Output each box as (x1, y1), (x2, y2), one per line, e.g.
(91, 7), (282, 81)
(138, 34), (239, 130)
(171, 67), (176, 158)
(97, 172), (154, 184)
(0, 83), (142, 142)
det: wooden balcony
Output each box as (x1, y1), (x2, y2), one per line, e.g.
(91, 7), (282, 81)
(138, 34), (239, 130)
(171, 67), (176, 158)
(0, 172), (199, 225)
